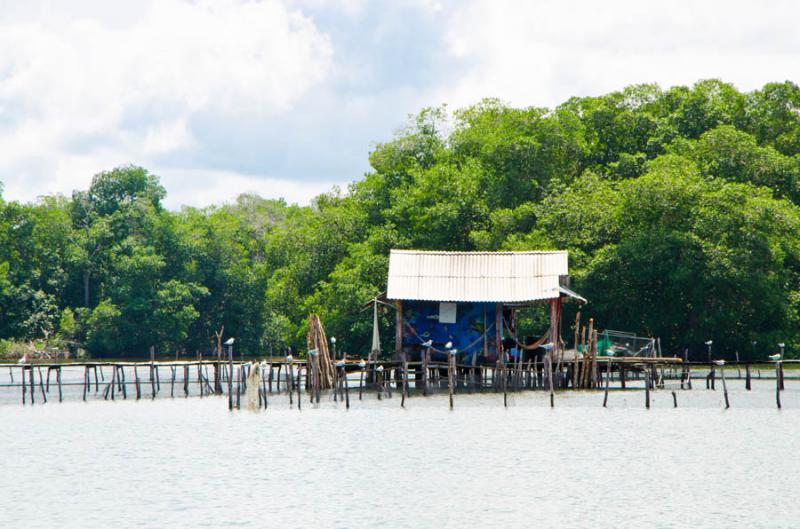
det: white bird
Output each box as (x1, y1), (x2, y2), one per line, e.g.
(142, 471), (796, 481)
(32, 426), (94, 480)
(376, 365), (384, 372)
(286, 354), (293, 362)
(713, 359), (725, 366)
(422, 339), (433, 348)
(358, 359), (366, 368)
(769, 354), (782, 361)
(445, 341), (453, 349)
(450, 349), (458, 356)
(335, 361), (345, 367)
(17, 354), (28, 364)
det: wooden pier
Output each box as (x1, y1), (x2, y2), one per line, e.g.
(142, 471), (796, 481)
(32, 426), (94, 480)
(1, 357), (793, 409)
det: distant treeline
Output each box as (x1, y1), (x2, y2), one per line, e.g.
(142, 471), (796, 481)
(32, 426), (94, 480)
(2, 79), (800, 360)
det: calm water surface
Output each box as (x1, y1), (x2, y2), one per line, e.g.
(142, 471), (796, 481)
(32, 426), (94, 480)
(1, 375), (798, 529)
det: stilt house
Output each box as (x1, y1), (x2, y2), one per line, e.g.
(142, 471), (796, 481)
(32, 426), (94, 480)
(386, 250), (585, 363)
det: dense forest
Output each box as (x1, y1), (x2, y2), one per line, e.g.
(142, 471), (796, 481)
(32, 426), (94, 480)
(2, 79), (800, 360)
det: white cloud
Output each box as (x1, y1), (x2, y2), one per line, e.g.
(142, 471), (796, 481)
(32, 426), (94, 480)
(438, 0), (800, 109)
(157, 168), (338, 208)
(0, 0), (333, 203)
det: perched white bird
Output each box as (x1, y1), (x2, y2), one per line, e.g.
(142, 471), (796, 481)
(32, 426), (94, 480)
(286, 354), (293, 362)
(335, 360), (345, 367)
(713, 359), (725, 366)
(450, 349), (458, 356)
(376, 365), (384, 372)
(17, 354), (28, 364)
(358, 359), (366, 368)
(769, 354), (782, 361)
(445, 341), (453, 349)
(422, 339), (433, 348)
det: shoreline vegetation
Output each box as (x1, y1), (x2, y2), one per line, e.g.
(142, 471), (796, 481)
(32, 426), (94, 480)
(2, 79), (800, 361)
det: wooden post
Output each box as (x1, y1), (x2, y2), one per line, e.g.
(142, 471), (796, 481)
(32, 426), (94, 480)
(57, 367), (63, 403)
(720, 364), (730, 409)
(672, 390), (677, 408)
(645, 370), (651, 409)
(395, 300), (403, 360)
(401, 352), (408, 408)
(29, 367), (35, 404)
(745, 364), (751, 391)
(359, 361), (365, 400)
(37, 366), (46, 403)
(448, 352), (454, 409)
(603, 359), (610, 407)
(110, 364), (116, 400)
(342, 364), (350, 409)
(228, 349), (234, 410)
(262, 364), (268, 409)
(184, 365), (189, 398)
(268, 363), (273, 394)
(170, 366), (176, 397)
(287, 356), (294, 406)
(236, 366), (241, 409)
(296, 364), (302, 410)
(776, 361), (782, 409)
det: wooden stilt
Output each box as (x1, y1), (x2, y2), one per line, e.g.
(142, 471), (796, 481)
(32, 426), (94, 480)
(603, 359), (610, 407)
(645, 370), (651, 409)
(720, 365), (730, 409)
(296, 365), (302, 410)
(287, 357), (294, 406)
(672, 390), (677, 408)
(29, 367), (35, 404)
(776, 361), (782, 409)
(57, 367), (63, 402)
(134, 366), (141, 400)
(448, 352), (454, 410)
(236, 366), (241, 409)
(110, 364), (116, 400)
(37, 366), (46, 403)
(745, 364), (751, 391)
(359, 362), (365, 400)
(262, 365), (268, 409)
(342, 364), (350, 409)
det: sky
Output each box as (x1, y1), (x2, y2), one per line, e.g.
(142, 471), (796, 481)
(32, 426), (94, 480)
(1, 0), (799, 208)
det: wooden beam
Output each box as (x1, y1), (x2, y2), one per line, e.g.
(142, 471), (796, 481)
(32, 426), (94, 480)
(395, 299), (403, 360)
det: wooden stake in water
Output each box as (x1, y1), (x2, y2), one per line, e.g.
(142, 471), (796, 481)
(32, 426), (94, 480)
(645, 370), (651, 409)
(776, 361), (782, 410)
(745, 364), (751, 391)
(603, 358), (610, 408)
(287, 355), (294, 406)
(57, 367), (63, 403)
(401, 353), (409, 408)
(358, 360), (366, 400)
(448, 351), (455, 410)
(718, 362), (730, 409)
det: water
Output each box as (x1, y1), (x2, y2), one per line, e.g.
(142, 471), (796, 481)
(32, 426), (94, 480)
(2, 377), (798, 528)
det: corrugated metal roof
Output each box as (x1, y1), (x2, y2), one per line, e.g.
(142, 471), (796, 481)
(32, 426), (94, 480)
(386, 250), (569, 303)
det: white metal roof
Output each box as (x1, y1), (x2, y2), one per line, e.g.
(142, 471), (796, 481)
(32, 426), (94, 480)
(386, 249), (569, 303)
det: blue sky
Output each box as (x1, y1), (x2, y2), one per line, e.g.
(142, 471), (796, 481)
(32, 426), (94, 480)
(1, 0), (799, 208)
